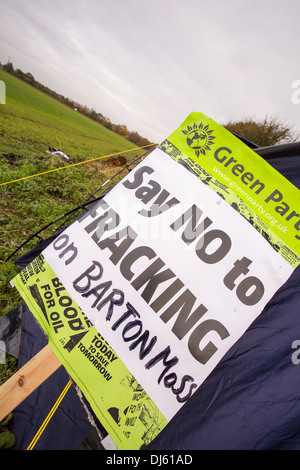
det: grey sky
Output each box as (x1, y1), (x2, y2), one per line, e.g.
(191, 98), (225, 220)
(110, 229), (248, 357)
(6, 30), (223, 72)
(0, 0), (299, 143)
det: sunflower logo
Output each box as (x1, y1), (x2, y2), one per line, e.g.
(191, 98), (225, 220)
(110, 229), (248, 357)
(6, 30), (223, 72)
(182, 122), (216, 157)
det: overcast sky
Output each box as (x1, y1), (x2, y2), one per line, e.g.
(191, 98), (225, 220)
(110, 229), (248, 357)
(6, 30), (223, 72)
(0, 0), (299, 143)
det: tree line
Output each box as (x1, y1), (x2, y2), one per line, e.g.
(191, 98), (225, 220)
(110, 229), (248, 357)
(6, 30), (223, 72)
(0, 61), (154, 148)
(1, 61), (298, 148)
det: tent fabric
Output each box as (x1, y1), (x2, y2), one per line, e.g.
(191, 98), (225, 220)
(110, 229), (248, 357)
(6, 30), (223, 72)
(148, 145), (300, 450)
(9, 301), (95, 450)
(4, 141), (300, 450)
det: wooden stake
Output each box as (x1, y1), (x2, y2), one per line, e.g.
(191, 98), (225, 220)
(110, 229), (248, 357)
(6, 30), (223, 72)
(0, 344), (61, 422)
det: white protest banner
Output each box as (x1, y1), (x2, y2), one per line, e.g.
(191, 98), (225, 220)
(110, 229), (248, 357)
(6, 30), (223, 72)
(42, 146), (294, 420)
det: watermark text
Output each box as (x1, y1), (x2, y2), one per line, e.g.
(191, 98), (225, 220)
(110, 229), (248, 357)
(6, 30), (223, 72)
(291, 80), (300, 104)
(291, 340), (300, 364)
(0, 80), (5, 104)
(0, 340), (6, 364)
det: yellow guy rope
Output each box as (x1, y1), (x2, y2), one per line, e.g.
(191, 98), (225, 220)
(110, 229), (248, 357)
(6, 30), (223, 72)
(0, 143), (156, 187)
(26, 379), (72, 450)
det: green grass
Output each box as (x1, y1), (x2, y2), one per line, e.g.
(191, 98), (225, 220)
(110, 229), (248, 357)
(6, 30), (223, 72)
(0, 69), (147, 318)
(0, 69), (153, 429)
(0, 69), (143, 158)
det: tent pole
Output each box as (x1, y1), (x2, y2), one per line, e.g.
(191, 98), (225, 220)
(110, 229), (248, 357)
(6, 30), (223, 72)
(0, 344), (61, 422)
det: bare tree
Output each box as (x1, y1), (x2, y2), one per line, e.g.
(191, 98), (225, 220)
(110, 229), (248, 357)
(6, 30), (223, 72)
(223, 116), (299, 147)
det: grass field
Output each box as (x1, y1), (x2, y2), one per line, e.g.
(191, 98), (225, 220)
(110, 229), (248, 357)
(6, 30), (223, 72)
(0, 69), (154, 406)
(0, 69), (151, 320)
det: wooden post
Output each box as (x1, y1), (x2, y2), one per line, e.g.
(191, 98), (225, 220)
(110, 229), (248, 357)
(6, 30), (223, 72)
(0, 344), (61, 422)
